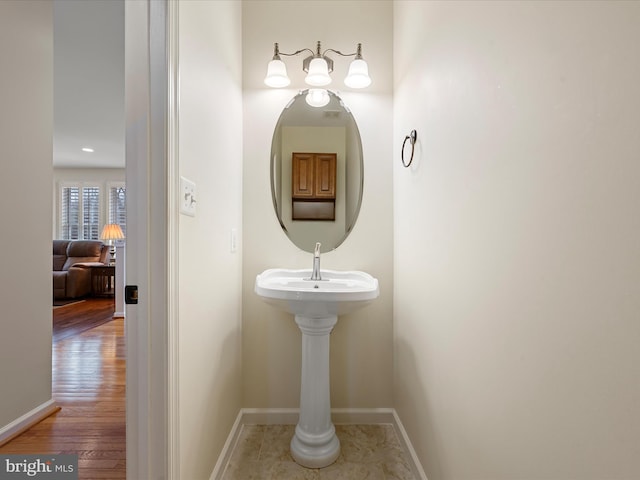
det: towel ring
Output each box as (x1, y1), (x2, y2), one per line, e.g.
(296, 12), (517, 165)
(401, 130), (417, 168)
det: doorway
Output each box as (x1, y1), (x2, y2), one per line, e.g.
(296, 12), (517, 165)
(52, 0), (127, 476)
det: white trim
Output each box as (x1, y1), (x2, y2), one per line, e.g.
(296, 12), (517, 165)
(0, 399), (58, 445)
(239, 407), (398, 426)
(392, 409), (429, 480)
(332, 407), (396, 425)
(124, 1), (149, 477)
(146, 1), (171, 478)
(240, 407), (299, 425)
(208, 408), (427, 480)
(124, 0), (171, 478)
(208, 410), (244, 480)
(167, 0), (180, 477)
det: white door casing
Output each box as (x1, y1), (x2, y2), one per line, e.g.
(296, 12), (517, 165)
(125, 0), (178, 478)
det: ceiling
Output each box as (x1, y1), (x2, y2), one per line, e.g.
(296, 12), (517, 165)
(52, 1), (383, 169)
(53, 0), (124, 169)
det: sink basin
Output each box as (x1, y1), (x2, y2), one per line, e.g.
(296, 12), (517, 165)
(255, 268), (379, 317)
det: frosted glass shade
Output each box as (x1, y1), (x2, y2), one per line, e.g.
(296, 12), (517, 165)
(305, 58), (332, 86)
(344, 58), (371, 88)
(305, 89), (330, 108)
(264, 59), (290, 88)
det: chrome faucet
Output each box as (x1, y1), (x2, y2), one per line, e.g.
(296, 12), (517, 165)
(310, 242), (322, 281)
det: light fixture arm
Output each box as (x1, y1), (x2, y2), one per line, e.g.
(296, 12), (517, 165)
(272, 41), (364, 62)
(272, 42), (314, 59)
(322, 43), (364, 59)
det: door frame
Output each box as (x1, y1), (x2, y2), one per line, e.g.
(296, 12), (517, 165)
(125, 0), (178, 477)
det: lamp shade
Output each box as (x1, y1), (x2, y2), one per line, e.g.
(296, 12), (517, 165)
(305, 57), (332, 86)
(305, 89), (330, 108)
(100, 223), (125, 241)
(264, 59), (290, 88)
(344, 58), (371, 88)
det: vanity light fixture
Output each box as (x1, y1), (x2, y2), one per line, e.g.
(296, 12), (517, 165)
(264, 41), (371, 89)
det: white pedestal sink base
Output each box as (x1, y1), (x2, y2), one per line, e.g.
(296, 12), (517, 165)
(290, 425), (340, 468)
(291, 314), (340, 468)
(255, 269), (380, 469)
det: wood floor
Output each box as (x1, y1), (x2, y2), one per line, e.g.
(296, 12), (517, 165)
(0, 298), (126, 479)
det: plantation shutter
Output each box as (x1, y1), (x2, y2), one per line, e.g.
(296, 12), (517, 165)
(109, 185), (126, 236)
(60, 185), (101, 240)
(61, 186), (80, 239)
(82, 187), (101, 239)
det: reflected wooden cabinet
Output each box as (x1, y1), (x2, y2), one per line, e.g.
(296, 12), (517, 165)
(292, 153), (336, 198)
(292, 152), (336, 220)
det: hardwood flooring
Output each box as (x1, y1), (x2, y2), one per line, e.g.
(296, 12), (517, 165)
(53, 298), (120, 342)
(0, 298), (126, 479)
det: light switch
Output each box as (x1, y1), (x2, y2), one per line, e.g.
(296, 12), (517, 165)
(180, 176), (196, 217)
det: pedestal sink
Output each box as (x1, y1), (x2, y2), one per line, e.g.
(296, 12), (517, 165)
(255, 268), (380, 468)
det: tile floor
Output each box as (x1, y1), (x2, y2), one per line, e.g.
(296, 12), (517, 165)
(221, 424), (416, 480)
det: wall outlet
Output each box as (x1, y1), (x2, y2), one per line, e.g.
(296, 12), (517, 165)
(180, 176), (196, 217)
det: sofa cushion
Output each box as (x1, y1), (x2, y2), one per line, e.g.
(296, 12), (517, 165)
(53, 240), (71, 271)
(67, 240), (103, 257)
(65, 266), (93, 298)
(53, 271), (67, 299)
(62, 240), (106, 270)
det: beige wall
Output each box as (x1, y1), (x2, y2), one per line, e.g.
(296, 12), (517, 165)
(393, 1), (640, 478)
(177, 1), (243, 478)
(0, 0), (53, 428)
(242, 0), (394, 409)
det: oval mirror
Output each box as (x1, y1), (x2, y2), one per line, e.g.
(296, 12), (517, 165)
(270, 90), (364, 253)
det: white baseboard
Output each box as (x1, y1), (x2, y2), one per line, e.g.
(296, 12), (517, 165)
(0, 399), (60, 447)
(208, 409), (244, 480)
(240, 407), (298, 425)
(391, 409), (428, 480)
(209, 408), (427, 480)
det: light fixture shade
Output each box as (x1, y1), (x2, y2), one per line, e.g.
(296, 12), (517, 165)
(305, 89), (330, 108)
(100, 223), (125, 241)
(264, 59), (290, 88)
(305, 57), (332, 86)
(344, 58), (371, 88)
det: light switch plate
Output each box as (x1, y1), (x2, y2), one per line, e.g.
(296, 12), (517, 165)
(180, 176), (196, 217)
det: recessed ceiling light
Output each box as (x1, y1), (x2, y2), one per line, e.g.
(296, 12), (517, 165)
(82, 147), (94, 153)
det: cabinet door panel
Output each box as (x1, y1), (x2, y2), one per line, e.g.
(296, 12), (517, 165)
(292, 153), (315, 198)
(314, 154), (336, 198)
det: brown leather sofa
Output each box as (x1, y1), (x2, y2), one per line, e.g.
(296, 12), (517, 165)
(53, 240), (109, 299)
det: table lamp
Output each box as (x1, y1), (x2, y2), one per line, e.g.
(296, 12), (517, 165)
(100, 224), (125, 265)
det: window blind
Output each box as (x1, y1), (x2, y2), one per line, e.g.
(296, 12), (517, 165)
(61, 187), (80, 239)
(83, 187), (100, 240)
(60, 185), (101, 240)
(109, 186), (126, 236)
